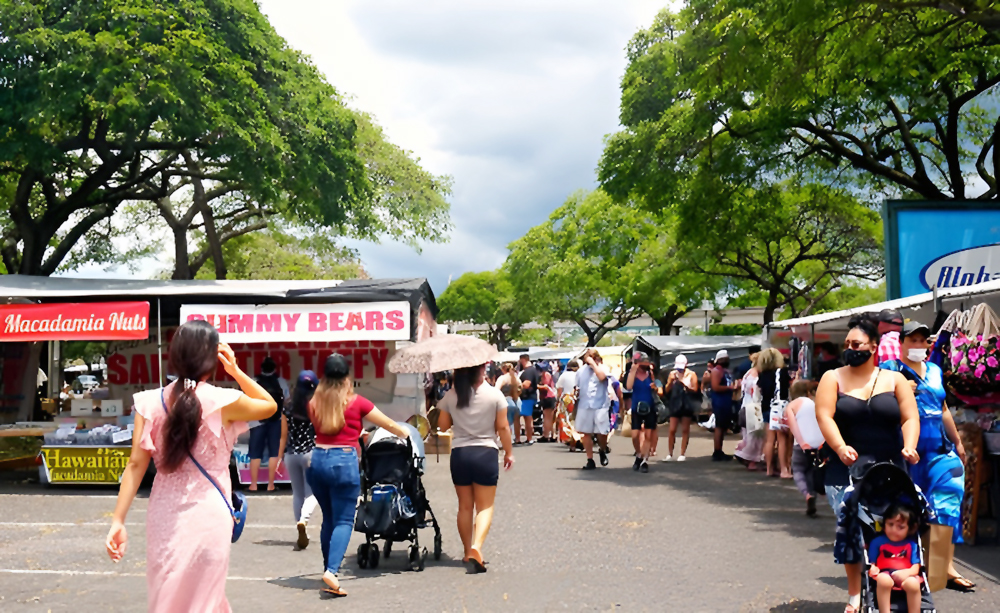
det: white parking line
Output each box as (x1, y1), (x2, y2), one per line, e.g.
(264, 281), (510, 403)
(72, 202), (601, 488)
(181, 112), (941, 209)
(0, 569), (272, 581)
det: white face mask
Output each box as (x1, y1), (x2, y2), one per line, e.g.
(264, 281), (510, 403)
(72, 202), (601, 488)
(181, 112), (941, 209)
(907, 348), (928, 362)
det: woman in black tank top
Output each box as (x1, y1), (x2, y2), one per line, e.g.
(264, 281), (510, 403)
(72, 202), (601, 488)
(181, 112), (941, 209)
(814, 316), (920, 613)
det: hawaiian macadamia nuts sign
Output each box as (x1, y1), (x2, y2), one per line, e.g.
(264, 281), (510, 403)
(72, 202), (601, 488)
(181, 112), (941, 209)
(179, 302), (411, 343)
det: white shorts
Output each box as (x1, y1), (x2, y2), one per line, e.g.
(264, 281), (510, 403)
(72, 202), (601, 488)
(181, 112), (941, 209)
(575, 406), (610, 435)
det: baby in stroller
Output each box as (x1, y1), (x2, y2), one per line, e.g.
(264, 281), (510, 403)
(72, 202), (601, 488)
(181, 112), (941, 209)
(867, 503), (923, 613)
(847, 462), (936, 613)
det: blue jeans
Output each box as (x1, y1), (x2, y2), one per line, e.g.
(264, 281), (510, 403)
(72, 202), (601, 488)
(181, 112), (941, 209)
(307, 447), (361, 574)
(506, 397), (520, 427)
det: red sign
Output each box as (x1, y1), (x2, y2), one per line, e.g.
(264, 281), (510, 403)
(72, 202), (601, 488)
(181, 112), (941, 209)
(0, 302), (150, 341)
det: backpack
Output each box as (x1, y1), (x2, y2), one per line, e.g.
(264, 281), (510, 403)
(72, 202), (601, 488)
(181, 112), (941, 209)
(256, 374), (284, 422)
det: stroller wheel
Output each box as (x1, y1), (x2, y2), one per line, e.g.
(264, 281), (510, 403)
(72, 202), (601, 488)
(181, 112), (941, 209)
(383, 541), (392, 559)
(357, 543), (370, 569)
(420, 547), (428, 571)
(368, 543), (380, 569)
(408, 545), (421, 572)
(433, 533), (442, 561)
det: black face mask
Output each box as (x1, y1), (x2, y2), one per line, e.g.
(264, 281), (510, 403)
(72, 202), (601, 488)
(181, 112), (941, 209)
(843, 348), (873, 368)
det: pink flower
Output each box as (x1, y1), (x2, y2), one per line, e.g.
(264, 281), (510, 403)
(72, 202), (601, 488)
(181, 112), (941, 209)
(978, 334), (984, 341)
(994, 374), (1000, 381)
(958, 364), (971, 374)
(975, 364), (987, 378)
(987, 356), (998, 368)
(953, 336), (967, 347)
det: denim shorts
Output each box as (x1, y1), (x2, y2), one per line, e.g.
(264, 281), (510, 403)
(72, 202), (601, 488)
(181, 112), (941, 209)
(249, 419), (281, 461)
(450, 446), (499, 487)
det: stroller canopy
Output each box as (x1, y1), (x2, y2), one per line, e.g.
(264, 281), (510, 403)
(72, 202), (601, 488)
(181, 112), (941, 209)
(853, 462), (935, 527)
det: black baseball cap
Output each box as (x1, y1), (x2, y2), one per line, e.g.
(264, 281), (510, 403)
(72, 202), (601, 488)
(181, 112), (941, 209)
(878, 309), (904, 325)
(902, 321), (931, 338)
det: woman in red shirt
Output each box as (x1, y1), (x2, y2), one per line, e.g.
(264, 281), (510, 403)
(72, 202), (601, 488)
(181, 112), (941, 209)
(308, 354), (408, 597)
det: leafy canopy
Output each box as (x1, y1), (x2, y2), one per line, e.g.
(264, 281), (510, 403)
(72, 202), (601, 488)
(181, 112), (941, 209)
(437, 270), (524, 349)
(0, 0), (449, 276)
(600, 1), (1000, 206)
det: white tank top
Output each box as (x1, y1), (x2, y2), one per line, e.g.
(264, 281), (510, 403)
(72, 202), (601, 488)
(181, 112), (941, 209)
(793, 398), (824, 448)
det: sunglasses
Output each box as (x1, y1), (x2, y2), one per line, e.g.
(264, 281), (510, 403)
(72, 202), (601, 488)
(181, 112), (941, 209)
(844, 340), (873, 350)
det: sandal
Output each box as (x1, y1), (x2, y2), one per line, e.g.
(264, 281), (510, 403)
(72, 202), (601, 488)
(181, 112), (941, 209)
(946, 576), (976, 592)
(321, 573), (348, 597)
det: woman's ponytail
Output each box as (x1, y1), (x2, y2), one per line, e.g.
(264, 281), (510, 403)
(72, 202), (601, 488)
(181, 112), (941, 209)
(160, 321), (220, 473)
(162, 384), (203, 472)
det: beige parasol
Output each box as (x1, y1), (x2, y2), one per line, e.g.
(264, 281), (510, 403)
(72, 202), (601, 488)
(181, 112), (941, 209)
(388, 334), (498, 374)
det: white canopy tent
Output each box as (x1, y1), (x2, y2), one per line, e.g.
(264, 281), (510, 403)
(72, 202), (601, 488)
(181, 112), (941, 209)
(767, 278), (1000, 337)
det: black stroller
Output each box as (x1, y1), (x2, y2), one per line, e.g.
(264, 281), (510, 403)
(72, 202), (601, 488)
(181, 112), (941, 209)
(848, 463), (937, 613)
(354, 424), (442, 572)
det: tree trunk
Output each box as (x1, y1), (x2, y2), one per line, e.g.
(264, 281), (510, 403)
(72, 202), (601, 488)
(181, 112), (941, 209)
(653, 305), (683, 335)
(171, 225), (192, 280)
(762, 288), (782, 325)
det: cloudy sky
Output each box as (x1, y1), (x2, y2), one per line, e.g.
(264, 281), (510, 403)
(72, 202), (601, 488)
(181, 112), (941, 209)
(258, 0), (665, 294)
(66, 1), (667, 295)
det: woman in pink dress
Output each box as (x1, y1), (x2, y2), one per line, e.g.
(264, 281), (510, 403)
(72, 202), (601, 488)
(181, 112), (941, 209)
(105, 320), (278, 612)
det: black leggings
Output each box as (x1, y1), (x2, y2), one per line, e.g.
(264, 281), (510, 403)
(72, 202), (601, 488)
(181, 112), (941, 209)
(450, 446), (500, 487)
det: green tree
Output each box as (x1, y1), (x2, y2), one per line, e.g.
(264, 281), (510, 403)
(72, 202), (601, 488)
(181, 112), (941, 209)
(0, 1), (449, 277)
(505, 190), (709, 345)
(599, 2), (1000, 207)
(505, 190), (641, 346)
(678, 181), (883, 324)
(436, 270), (524, 349)
(808, 282), (887, 316)
(193, 228), (366, 281)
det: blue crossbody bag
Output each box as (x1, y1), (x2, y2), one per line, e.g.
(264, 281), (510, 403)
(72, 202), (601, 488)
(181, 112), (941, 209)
(160, 388), (247, 542)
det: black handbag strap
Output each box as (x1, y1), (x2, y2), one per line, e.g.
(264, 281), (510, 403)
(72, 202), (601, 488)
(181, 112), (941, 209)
(159, 387), (236, 519)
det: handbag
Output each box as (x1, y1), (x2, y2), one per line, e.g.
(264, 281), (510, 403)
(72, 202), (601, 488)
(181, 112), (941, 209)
(768, 370), (788, 431)
(160, 388), (247, 543)
(653, 390), (670, 425)
(745, 379), (765, 433)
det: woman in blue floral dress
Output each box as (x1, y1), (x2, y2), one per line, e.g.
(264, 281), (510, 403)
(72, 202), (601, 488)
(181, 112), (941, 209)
(882, 321), (975, 592)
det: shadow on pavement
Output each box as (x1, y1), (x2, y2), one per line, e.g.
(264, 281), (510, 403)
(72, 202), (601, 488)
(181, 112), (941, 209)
(769, 601), (844, 613)
(565, 441), (835, 544)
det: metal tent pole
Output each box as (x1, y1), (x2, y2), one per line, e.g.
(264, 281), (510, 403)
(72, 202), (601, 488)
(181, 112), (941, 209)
(157, 299), (163, 387)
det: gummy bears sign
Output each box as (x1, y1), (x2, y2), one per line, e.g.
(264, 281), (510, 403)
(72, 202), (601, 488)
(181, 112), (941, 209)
(180, 302), (411, 343)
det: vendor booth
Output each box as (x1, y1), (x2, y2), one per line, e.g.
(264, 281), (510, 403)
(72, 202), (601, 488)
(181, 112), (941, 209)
(766, 281), (1000, 546)
(0, 276), (438, 486)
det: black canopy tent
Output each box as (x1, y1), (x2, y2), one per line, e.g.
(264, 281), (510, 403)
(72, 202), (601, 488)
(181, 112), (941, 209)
(631, 335), (761, 376)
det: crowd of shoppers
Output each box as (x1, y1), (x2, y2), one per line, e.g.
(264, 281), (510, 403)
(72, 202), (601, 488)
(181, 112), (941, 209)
(108, 316), (978, 608)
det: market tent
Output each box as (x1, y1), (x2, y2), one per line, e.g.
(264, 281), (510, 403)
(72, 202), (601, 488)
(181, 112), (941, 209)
(0, 275), (437, 331)
(766, 278), (1000, 336)
(632, 335), (761, 374)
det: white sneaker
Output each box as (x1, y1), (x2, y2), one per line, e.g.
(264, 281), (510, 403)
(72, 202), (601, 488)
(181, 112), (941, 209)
(677, 455), (686, 462)
(661, 455), (674, 463)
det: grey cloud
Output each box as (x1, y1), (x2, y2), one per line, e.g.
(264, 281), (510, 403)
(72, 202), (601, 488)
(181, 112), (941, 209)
(350, 0), (642, 67)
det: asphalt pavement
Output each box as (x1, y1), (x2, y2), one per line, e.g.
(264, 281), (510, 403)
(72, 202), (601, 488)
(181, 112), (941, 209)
(0, 428), (997, 612)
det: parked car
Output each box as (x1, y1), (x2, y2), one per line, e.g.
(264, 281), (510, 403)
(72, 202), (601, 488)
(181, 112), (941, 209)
(75, 375), (99, 391)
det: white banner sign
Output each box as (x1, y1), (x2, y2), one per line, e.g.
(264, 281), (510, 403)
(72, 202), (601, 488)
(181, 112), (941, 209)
(179, 302), (411, 343)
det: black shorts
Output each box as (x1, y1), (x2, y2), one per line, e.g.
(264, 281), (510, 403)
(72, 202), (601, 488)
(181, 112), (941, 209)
(450, 446), (499, 487)
(713, 406), (734, 431)
(540, 397), (556, 410)
(631, 404), (658, 430)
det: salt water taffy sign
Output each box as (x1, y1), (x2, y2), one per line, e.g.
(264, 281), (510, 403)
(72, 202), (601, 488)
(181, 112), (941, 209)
(0, 302), (149, 342)
(180, 302), (411, 343)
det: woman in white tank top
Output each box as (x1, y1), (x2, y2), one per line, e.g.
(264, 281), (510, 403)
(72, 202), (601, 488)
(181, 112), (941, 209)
(785, 379), (822, 516)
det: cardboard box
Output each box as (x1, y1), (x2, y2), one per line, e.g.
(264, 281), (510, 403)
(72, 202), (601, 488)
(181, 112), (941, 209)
(424, 431), (452, 455)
